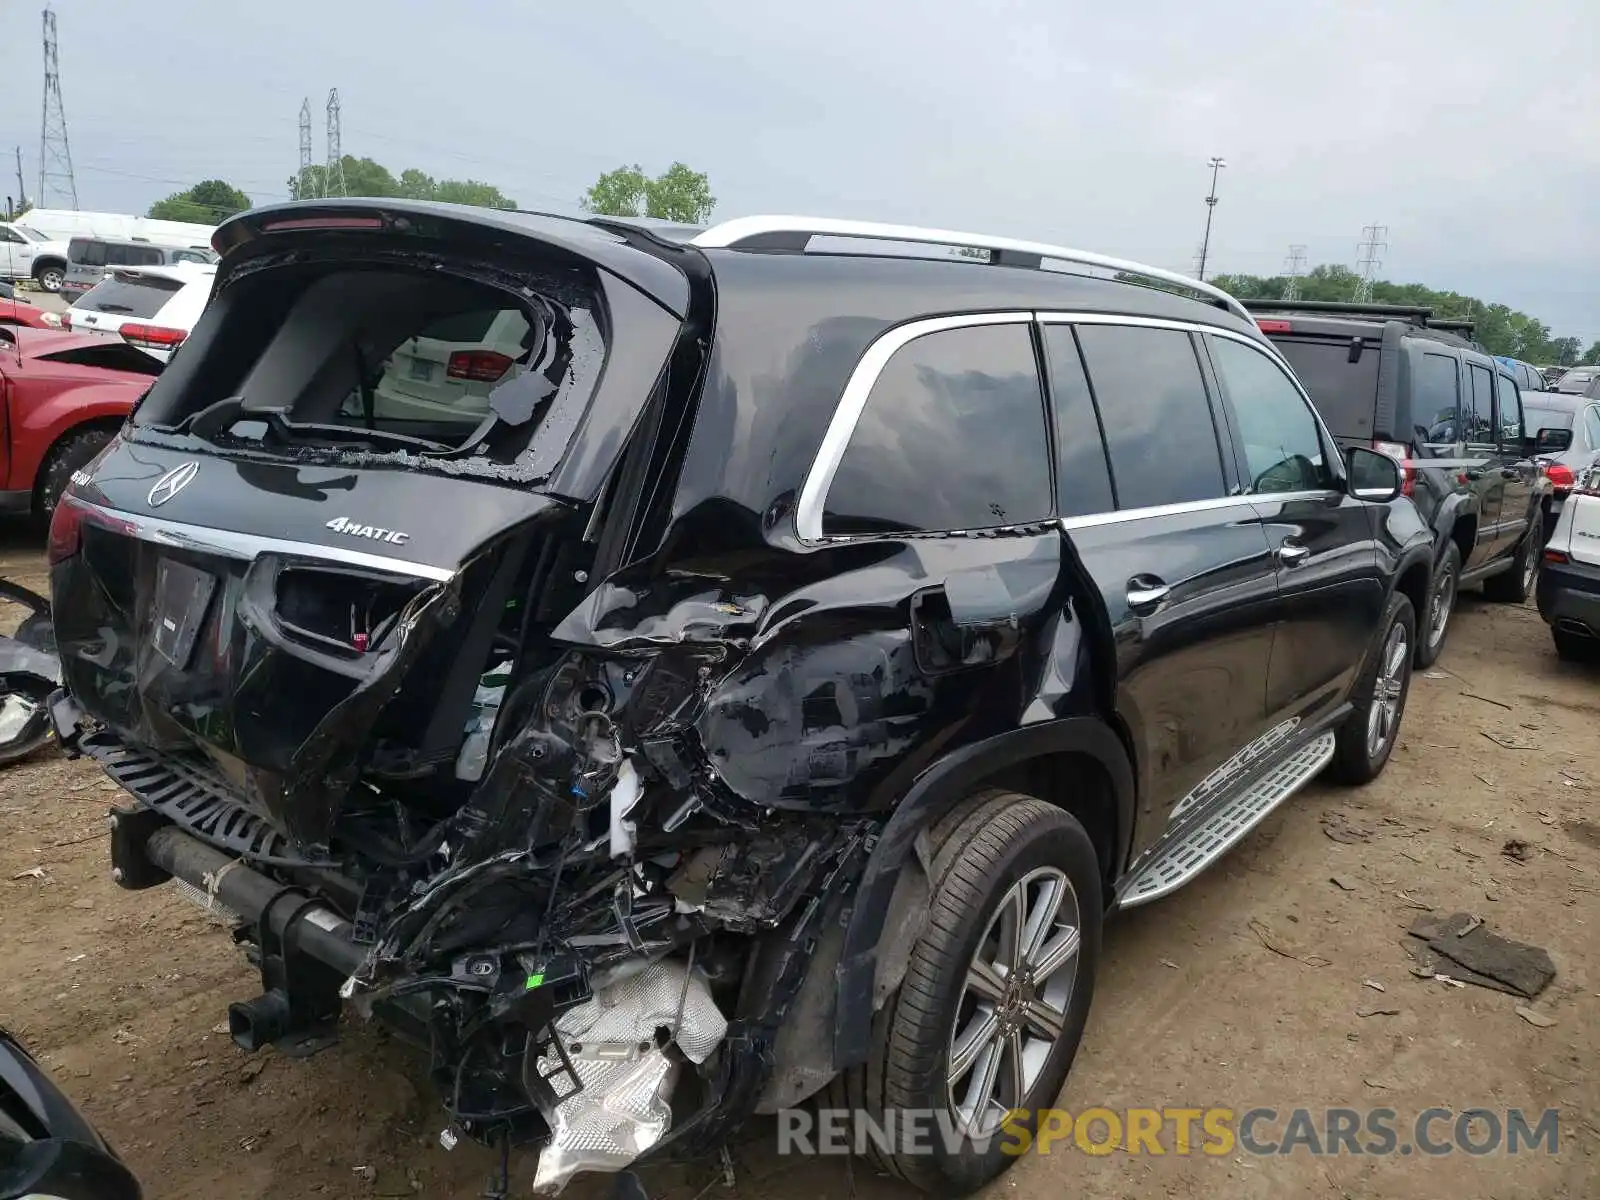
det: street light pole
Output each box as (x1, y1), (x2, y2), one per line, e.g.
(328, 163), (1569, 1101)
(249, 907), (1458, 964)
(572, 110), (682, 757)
(1196, 156), (1226, 282)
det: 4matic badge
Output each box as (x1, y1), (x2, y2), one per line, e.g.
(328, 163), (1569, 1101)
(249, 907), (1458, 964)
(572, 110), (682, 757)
(325, 516), (411, 545)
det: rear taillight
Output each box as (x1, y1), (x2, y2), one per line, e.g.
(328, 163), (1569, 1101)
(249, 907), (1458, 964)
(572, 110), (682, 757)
(47, 494), (87, 564)
(118, 323), (187, 351)
(446, 350), (513, 382)
(1256, 318), (1292, 334)
(1545, 548), (1570, 564)
(1545, 463), (1575, 493)
(1372, 440), (1416, 497)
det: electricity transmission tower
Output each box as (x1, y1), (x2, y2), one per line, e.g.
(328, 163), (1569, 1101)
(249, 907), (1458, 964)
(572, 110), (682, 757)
(38, 7), (78, 209)
(298, 98), (317, 199)
(324, 89), (346, 197)
(1281, 244), (1308, 302)
(1354, 224), (1387, 303)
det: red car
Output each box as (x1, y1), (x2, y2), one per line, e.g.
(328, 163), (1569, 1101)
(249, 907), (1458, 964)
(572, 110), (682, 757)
(0, 282), (60, 329)
(0, 325), (159, 521)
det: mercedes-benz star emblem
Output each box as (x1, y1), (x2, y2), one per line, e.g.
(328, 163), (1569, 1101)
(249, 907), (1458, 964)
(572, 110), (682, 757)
(147, 461), (199, 507)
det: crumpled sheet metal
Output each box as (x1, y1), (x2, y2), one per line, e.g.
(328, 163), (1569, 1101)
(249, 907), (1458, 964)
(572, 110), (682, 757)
(532, 958), (728, 1194)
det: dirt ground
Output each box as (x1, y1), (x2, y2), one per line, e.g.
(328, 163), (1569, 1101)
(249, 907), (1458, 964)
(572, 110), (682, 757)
(3, 522), (1597, 1200)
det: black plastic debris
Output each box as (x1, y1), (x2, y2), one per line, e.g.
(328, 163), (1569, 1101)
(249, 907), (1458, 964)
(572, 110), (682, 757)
(1404, 912), (1556, 999)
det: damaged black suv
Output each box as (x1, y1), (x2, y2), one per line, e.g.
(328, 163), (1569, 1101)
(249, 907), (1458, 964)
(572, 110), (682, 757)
(46, 203), (1433, 1195)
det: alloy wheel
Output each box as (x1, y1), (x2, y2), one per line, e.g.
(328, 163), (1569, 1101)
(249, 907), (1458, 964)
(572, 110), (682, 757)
(948, 867), (1081, 1138)
(1366, 620), (1409, 759)
(1428, 567), (1455, 646)
(1522, 540), (1538, 594)
(38, 267), (62, 292)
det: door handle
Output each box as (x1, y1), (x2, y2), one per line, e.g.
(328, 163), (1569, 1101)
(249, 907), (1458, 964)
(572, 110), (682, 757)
(1277, 541), (1311, 567)
(1126, 576), (1170, 612)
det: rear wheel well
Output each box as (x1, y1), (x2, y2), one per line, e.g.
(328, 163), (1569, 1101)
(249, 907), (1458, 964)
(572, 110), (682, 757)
(1395, 559), (1429, 628)
(983, 751), (1119, 897)
(1449, 514), (1476, 564)
(32, 418), (123, 512)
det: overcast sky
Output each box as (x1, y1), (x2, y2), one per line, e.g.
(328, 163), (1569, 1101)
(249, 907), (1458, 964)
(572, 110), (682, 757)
(3, 0), (1595, 341)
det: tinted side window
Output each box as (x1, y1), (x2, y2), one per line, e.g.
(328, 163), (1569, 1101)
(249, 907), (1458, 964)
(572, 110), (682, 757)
(0, 227), (22, 245)
(1040, 326), (1114, 517)
(76, 240), (106, 266)
(1210, 337), (1332, 493)
(1585, 407), (1600, 449)
(1465, 363), (1495, 442)
(132, 246), (163, 265)
(1076, 325), (1226, 509)
(823, 322), (1052, 536)
(1496, 373), (1523, 442)
(1417, 352), (1462, 445)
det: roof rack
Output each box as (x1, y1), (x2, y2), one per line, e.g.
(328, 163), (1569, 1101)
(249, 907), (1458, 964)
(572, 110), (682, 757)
(690, 215), (1253, 323)
(1245, 299), (1436, 323)
(1425, 317), (1476, 337)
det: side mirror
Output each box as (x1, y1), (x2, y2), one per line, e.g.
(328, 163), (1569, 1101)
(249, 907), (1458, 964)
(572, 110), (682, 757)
(1347, 446), (1402, 502)
(1536, 427), (1574, 454)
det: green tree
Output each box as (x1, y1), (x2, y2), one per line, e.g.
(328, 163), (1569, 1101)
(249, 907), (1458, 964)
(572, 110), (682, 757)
(1548, 337), (1581, 366)
(581, 165), (649, 217)
(148, 179), (251, 224)
(643, 162), (715, 223)
(1581, 341), (1600, 366)
(581, 162), (715, 223)
(289, 157), (515, 209)
(432, 179), (516, 209)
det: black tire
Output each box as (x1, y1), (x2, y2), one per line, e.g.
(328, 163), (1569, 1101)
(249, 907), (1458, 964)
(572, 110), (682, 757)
(1328, 592), (1415, 785)
(1415, 542), (1459, 668)
(1483, 525), (1539, 603)
(32, 260), (64, 293)
(1553, 629), (1600, 663)
(830, 790), (1102, 1194)
(34, 426), (113, 522)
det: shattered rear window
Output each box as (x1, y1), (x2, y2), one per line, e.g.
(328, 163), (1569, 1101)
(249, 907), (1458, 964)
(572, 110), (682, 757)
(132, 256), (606, 480)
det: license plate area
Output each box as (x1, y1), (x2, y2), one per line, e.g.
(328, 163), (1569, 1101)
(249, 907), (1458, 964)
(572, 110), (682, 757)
(151, 557), (216, 669)
(408, 357), (433, 381)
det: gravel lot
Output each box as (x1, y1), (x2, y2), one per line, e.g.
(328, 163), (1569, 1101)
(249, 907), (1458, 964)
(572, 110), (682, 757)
(2, 523), (1596, 1199)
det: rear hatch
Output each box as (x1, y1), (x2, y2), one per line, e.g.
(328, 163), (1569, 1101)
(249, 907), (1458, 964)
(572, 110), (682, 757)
(48, 201), (692, 851)
(66, 269), (185, 336)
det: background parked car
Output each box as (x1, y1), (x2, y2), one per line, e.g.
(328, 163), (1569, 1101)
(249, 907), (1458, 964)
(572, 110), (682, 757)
(1246, 299), (1550, 668)
(1538, 460), (1600, 662)
(60, 237), (216, 303)
(1523, 392), (1600, 539)
(1495, 355), (1547, 393)
(0, 219), (69, 292)
(0, 281), (62, 329)
(1550, 365), (1600, 395)
(0, 325), (159, 521)
(65, 264), (215, 362)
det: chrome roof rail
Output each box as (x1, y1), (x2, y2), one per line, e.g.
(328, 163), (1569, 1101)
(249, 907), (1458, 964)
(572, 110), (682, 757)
(690, 214), (1252, 323)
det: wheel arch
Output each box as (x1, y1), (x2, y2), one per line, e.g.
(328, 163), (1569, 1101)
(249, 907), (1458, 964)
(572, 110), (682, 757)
(831, 716), (1134, 1070)
(30, 416), (124, 511)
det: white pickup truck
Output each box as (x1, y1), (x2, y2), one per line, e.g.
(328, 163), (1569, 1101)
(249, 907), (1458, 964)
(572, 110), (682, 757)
(0, 220), (69, 292)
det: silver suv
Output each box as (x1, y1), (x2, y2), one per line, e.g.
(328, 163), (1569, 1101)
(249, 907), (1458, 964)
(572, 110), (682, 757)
(60, 236), (215, 302)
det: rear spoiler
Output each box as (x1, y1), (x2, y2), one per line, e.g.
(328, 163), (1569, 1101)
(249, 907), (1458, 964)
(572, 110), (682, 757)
(213, 198), (693, 319)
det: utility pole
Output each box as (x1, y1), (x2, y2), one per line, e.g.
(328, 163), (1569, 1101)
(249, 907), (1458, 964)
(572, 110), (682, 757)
(325, 89), (346, 198)
(38, 7), (78, 209)
(1195, 156), (1226, 281)
(14, 147), (26, 217)
(1354, 223), (1387, 303)
(298, 98), (316, 199)
(1281, 244), (1307, 302)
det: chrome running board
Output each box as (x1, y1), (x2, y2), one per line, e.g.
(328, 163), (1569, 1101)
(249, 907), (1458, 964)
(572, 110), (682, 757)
(1119, 731), (1337, 909)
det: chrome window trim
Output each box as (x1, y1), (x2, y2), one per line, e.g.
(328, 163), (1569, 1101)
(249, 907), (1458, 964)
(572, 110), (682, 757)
(75, 501), (457, 583)
(793, 311), (1034, 543)
(1058, 490), (1332, 531)
(799, 311), (1361, 546)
